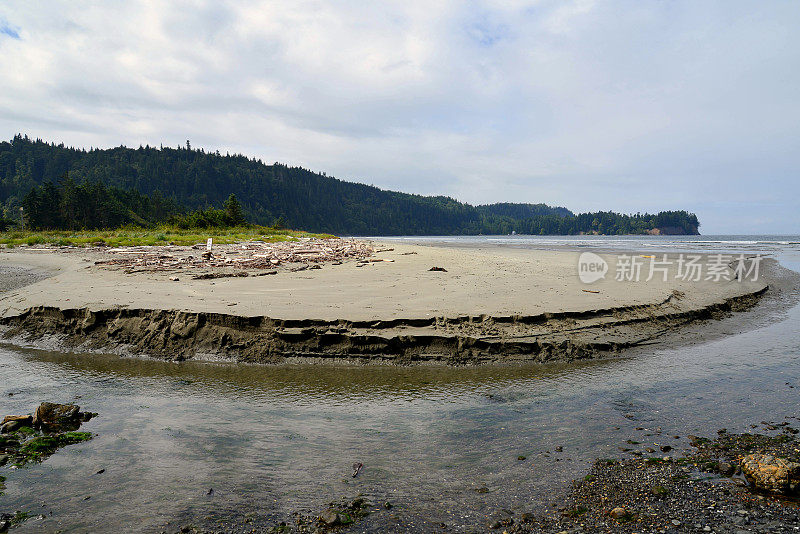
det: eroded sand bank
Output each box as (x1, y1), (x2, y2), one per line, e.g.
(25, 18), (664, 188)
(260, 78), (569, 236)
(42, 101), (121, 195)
(0, 242), (769, 364)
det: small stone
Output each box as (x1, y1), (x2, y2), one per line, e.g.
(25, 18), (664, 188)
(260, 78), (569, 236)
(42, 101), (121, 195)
(0, 420), (25, 433)
(609, 507), (628, 519)
(672, 519), (682, 526)
(1, 415), (32, 426)
(383, 502), (392, 510)
(319, 509), (340, 527)
(717, 461), (735, 477)
(660, 445), (672, 452)
(517, 455), (526, 461)
(555, 446), (563, 452)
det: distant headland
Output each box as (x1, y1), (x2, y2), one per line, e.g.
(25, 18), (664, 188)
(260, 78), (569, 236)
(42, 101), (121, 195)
(0, 135), (699, 236)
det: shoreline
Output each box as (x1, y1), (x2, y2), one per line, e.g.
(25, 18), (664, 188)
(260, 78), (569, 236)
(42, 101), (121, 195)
(0, 242), (774, 364)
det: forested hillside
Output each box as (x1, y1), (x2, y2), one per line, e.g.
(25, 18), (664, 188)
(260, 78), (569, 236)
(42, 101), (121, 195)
(0, 135), (700, 235)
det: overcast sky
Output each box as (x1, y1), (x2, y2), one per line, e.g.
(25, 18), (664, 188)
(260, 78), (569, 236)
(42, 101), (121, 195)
(1, 1), (798, 234)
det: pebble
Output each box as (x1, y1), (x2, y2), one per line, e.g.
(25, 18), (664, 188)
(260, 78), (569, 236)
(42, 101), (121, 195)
(609, 507), (628, 519)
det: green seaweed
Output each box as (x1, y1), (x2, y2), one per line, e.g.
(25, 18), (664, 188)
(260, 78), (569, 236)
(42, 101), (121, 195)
(11, 510), (31, 525)
(564, 506), (588, 518)
(15, 431), (92, 465)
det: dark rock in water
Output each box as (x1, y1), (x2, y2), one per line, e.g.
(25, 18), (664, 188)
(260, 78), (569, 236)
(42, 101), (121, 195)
(555, 446), (563, 452)
(660, 445), (672, 452)
(383, 502), (392, 510)
(0, 415), (32, 434)
(0, 422), (20, 434)
(349, 497), (366, 510)
(33, 402), (81, 430)
(319, 509), (340, 527)
(0, 454), (8, 466)
(717, 461), (735, 477)
(645, 447), (655, 453)
(351, 462), (363, 477)
(1, 415), (32, 427)
(741, 454), (800, 494)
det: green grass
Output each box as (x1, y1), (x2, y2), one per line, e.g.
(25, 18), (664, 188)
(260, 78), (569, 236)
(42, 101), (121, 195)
(0, 225), (335, 248)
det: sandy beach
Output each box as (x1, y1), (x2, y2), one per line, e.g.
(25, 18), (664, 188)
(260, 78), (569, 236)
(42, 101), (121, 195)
(0, 241), (769, 364)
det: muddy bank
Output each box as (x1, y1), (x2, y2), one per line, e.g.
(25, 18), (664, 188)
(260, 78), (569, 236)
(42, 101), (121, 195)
(0, 285), (768, 364)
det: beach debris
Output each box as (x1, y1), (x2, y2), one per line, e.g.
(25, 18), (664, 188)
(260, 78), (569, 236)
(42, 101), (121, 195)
(429, 266), (447, 272)
(582, 289), (600, 294)
(192, 272), (248, 280)
(90, 238), (373, 277)
(352, 462), (363, 477)
(169, 276), (179, 281)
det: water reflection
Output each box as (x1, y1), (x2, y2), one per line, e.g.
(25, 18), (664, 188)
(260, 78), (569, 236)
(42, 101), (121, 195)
(3, 346), (621, 405)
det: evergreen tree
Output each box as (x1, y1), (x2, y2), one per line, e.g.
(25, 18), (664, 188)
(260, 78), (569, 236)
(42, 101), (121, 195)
(223, 193), (246, 226)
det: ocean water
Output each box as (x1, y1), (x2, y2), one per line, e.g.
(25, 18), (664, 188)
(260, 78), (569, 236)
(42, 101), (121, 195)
(0, 235), (798, 532)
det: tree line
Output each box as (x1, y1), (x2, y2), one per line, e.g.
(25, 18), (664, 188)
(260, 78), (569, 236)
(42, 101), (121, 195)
(20, 176), (248, 231)
(0, 135), (700, 235)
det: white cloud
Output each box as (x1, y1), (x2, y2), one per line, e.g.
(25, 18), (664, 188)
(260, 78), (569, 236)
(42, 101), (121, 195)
(0, 0), (799, 233)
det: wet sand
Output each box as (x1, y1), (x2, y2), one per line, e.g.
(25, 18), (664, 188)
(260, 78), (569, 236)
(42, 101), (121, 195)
(0, 243), (770, 363)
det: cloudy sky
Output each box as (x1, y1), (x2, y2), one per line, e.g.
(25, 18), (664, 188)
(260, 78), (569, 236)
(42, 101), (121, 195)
(1, 1), (798, 234)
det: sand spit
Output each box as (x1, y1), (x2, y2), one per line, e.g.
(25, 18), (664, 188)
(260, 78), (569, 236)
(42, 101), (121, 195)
(0, 242), (770, 364)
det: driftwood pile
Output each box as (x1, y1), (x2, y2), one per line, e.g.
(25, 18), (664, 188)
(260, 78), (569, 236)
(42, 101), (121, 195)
(93, 238), (374, 275)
